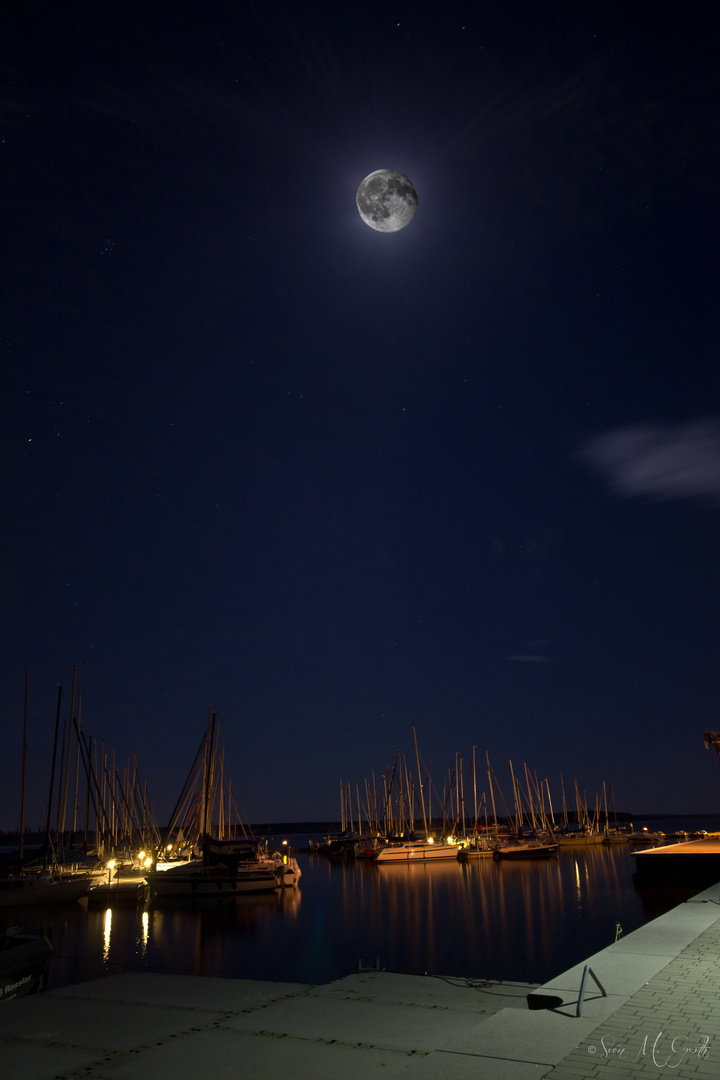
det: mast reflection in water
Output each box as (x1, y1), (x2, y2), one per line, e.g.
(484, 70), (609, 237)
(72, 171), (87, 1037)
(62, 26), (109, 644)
(12, 843), (704, 992)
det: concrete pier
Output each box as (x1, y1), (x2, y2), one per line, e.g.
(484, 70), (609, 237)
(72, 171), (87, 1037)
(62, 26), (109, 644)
(1, 882), (718, 1079)
(632, 835), (720, 887)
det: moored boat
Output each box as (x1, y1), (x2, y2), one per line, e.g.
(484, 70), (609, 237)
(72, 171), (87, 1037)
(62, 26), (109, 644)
(146, 837), (301, 896)
(457, 837), (495, 860)
(492, 838), (558, 860)
(0, 874), (90, 907)
(87, 878), (148, 905)
(146, 862), (281, 897)
(0, 927), (54, 1002)
(375, 838), (461, 862)
(555, 829), (605, 847)
(354, 837), (388, 860)
(627, 829), (665, 845)
(602, 828), (630, 845)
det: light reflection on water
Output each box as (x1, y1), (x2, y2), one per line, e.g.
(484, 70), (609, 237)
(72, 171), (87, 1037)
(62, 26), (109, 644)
(140, 910), (149, 955)
(102, 907), (112, 963)
(9, 840), (713, 992)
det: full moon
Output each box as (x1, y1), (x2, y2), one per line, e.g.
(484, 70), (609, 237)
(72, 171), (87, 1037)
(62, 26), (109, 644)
(356, 170), (418, 232)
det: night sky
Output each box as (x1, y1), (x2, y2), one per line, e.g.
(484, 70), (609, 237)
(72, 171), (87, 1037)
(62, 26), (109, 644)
(3, 2), (720, 832)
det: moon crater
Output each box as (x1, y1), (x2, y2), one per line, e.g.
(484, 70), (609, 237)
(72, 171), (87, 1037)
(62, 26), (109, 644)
(356, 170), (418, 233)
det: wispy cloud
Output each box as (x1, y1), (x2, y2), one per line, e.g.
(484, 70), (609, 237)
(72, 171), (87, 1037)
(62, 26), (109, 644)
(506, 654), (550, 664)
(579, 418), (720, 504)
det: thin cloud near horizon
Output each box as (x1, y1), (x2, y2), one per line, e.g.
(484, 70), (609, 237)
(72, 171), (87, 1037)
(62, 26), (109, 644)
(505, 655), (551, 663)
(579, 418), (720, 504)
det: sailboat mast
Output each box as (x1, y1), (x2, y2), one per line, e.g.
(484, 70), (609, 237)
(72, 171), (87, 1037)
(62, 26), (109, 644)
(486, 750), (499, 838)
(60, 665), (78, 839)
(19, 673), (28, 861)
(42, 684), (63, 873)
(72, 694), (82, 835)
(412, 727), (429, 838)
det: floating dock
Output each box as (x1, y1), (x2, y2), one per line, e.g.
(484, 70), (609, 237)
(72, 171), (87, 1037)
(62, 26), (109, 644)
(633, 835), (720, 886)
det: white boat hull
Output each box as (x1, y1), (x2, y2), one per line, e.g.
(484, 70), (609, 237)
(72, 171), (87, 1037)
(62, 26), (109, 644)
(0, 876), (90, 907)
(375, 841), (460, 863)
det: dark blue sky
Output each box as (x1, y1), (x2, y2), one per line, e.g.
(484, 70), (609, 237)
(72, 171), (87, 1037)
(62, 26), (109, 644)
(2, 1), (720, 830)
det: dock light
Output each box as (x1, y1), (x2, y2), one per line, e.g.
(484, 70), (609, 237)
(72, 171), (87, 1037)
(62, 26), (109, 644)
(144, 857), (152, 869)
(106, 859), (116, 884)
(138, 851), (145, 861)
(282, 839), (288, 865)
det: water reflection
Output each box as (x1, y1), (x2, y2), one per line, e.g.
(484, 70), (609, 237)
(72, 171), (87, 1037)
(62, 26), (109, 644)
(17, 844), (704, 993)
(140, 910), (149, 955)
(328, 845), (655, 983)
(102, 907), (112, 963)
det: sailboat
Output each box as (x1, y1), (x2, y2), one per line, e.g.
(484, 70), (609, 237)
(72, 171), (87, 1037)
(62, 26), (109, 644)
(374, 730), (462, 863)
(0, 925), (54, 1000)
(146, 712), (300, 897)
(491, 760), (558, 860)
(555, 777), (605, 846)
(1, 677), (93, 908)
(458, 753), (500, 860)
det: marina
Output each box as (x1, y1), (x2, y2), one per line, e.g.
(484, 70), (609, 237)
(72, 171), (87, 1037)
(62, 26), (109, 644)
(1, 820), (718, 996)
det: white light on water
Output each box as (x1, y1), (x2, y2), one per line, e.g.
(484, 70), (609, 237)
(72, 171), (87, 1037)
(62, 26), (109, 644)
(103, 908), (112, 962)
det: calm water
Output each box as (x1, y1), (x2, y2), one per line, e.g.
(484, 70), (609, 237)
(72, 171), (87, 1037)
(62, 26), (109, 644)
(10, 815), (719, 992)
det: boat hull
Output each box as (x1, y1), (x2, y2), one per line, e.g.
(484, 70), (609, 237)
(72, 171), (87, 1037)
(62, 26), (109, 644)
(493, 843), (559, 860)
(146, 869), (281, 896)
(0, 932), (54, 1001)
(375, 842), (460, 863)
(555, 834), (605, 847)
(87, 880), (148, 905)
(457, 845), (495, 860)
(0, 876), (90, 907)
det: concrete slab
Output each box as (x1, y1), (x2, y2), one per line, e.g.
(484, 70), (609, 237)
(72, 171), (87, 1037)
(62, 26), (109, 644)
(224, 993), (487, 1052)
(606, 900), (720, 953)
(91, 1026), (424, 1080)
(686, 882), (720, 903)
(539, 949), (672, 999)
(307, 969), (535, 1013)
(0, 1041), (101, 1080)
(55, 971), (312, 1011)
(0, 993), (216, 1052)
(401, 1051), (548, 1079)
(437, 1007), (610, 1066)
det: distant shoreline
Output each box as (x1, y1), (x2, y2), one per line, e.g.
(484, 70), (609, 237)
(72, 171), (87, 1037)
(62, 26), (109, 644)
(3, 810), (719, 844)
